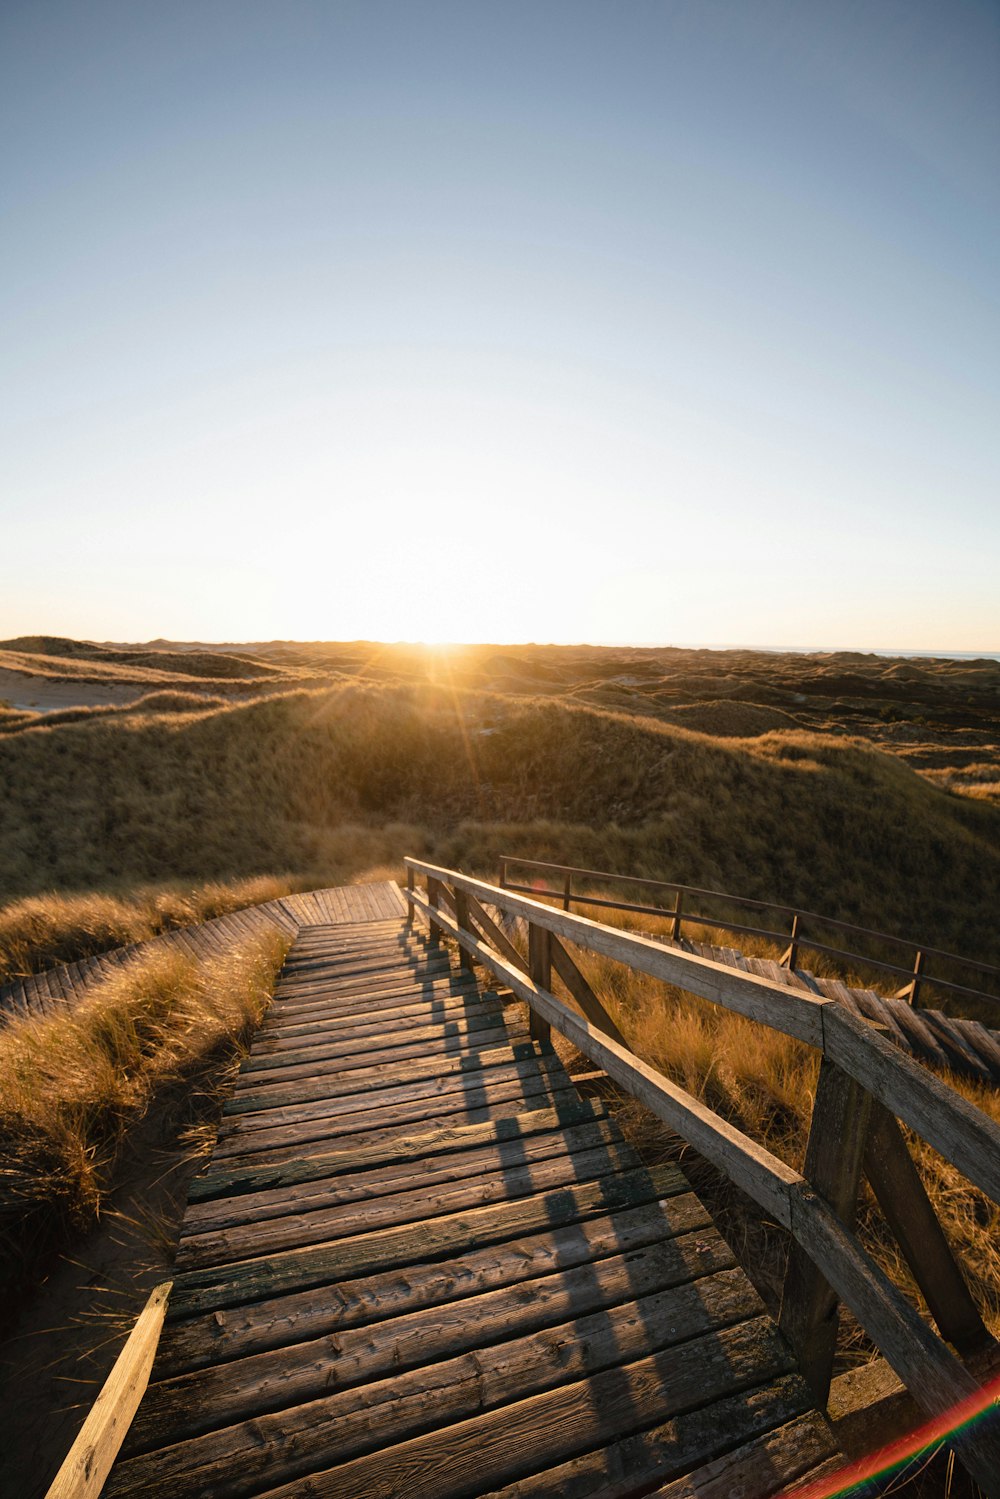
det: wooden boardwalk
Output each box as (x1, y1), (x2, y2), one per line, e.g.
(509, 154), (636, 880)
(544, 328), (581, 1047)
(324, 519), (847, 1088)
(0, 882), (408, 1022)
(104, 896), (841, 1498)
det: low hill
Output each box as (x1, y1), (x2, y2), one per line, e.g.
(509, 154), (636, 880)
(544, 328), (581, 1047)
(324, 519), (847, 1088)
(0, 636), (287, 679)
(1, 681), (998, 967)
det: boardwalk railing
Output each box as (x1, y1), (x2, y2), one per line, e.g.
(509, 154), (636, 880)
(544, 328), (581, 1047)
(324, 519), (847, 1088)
(405, 857), (1000, 1491)
(498, 854), (1000, 1012)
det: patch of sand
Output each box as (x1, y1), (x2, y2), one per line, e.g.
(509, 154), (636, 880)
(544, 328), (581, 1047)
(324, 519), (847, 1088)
(0, 669), (153, 713)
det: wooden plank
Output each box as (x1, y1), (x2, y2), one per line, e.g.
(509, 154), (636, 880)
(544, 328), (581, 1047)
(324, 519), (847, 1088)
(156, 1189), (709, 1379)
(277, 949), (432, 981)
(221, 1039), (546, 1116)
(247, 1000), (508, 1057)
(210, 1066), (582, 1163)
(271, 956), (443, 991)
(238, 1011), (515, 1076)
(648, 1411), (841, 1498)
(266, 963), (461, 1010)
(190, 1100), (609, 1202)
(129, 1235), (741, 1453)
(779, 1059), (872, 1404)
(207, 1081), (590, 1170)
(251, 992), (504, 1048)
(106, 1308), (788, 1499)
(528, 921), (552, 1046)
(230, 1022), (527, 1091)
(166, 1161), (685, 1318)
(180, 1114), (630, 1238)
(44, 1282), (171, 1499)
(482, 1377), (824, 1498)
(229, 1320), (794, 1499)
(173, 1134), (643, 1270)
(255, 979), (486, 1034)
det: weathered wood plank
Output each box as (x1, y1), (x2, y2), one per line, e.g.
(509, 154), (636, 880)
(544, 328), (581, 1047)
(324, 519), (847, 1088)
(107, 1311), (789, 1499)
(648, 1411), (841, 1497)
(173, 1133), (643, 1270)
(129, 1233), (740, 1452)
(167, 1161), (685, 1318)
(246, 1003), (509, 1061)
(231, 1017), (525, 1088)
(156, 1191), (711, 1378)
(480, 1375), (819, 1498)
(191, 1100), (608, 1203)
(210, 1066), (582, 1162)
(253, 981), (491, 1039)
(180, 1114), (630, 1239)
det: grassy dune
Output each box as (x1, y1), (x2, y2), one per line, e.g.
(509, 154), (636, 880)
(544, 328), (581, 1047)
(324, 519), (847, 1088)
(0, 931), (287, 1307)
(0, 875), (297, 985)
(1, 682), (998, 965)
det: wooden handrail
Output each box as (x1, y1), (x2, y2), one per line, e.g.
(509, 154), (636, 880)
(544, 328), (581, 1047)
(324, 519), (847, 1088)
(498, 855), (1000, 1010)
(404, 857), (1000, 1491)
(408, 858), (1000, 1203)
(45, 1281), (171, 1499)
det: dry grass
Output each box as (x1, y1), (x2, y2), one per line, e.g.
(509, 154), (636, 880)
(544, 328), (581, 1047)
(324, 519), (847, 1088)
(0, 930), (288, 1308)
(3, 680), (995, 967)
(0, 875), (299, 985)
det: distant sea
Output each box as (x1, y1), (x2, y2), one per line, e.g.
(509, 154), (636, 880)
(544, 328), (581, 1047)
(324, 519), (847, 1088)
(628, 644), (1000, 662)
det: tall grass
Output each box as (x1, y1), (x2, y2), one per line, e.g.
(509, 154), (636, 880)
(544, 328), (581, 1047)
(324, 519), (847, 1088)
(0, 931), (287, 1308)
(0, 875), (298, 985)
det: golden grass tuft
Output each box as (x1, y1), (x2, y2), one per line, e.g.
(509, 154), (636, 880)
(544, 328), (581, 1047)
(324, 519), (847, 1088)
(0, 875), (297, 984)
(0, 930), (288, 1303)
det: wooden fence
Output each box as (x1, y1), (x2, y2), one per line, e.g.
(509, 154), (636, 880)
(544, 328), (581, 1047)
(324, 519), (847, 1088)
(498, 855), (1000, 1012)
(405, 856), (1000, 1492)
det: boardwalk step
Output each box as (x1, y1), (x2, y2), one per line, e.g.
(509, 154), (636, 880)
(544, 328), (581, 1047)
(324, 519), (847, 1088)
(105, 899), (842, 1498)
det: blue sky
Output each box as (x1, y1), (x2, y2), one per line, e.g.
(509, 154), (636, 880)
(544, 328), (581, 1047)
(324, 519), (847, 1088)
(2, 0), (997, 648)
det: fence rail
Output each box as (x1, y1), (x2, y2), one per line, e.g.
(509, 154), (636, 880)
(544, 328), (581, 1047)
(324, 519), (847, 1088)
(498, 855), (1000, 1011)
(405, 856), (1000, 1493)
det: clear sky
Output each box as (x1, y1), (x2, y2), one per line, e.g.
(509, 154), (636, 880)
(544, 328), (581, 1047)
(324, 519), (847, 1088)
(2, 0), (998, 649)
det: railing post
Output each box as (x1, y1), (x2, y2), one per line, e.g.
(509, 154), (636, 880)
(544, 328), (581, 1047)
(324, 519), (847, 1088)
(785, 912), (801, 970)
(562, 874), (572, 911)
(779, 1057), (873, 1407)
(405, 867), (415, 925)
(499, 858), (507, 890)
(528, 922), (552, 1048)
(427, 876), (442, 944)
(863, 1101), (992, 1357)
(908, 949), (925, 1008)
(671, 890), (684, 942)
(454, 889), (474, 972)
